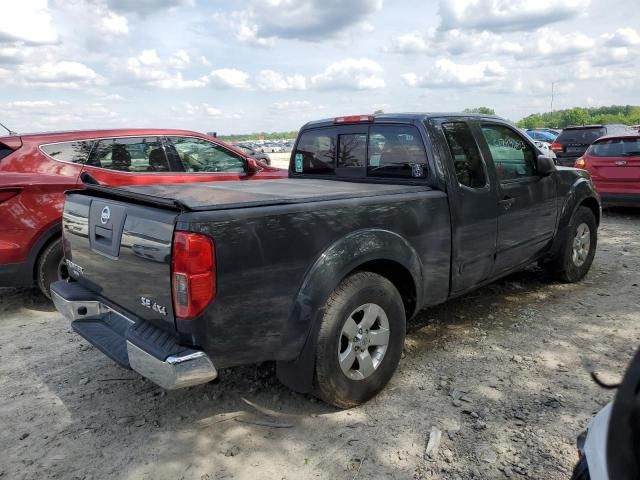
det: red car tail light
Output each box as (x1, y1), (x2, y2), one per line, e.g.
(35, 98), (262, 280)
(551, 142), (563, 152)
(171, 231), (216, 319)
(0, 187), (21, 204)
(575, 157), (586, 168)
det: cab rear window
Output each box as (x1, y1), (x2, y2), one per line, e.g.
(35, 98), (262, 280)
(293, 124), (428, 179)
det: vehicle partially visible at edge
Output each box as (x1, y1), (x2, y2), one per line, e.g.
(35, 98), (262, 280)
(551, 124), (636, 167)
(0, 128), (286, 298)
(571, 345), (640, 480)
(233, 144), (272, 165)
(574, 134), (640, 206)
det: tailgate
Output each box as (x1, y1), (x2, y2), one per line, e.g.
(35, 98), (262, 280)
(591, 157), (640, 181)
(62, 191), (178, 331)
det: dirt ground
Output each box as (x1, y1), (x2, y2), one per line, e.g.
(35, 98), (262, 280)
(1, 208), (639, 480)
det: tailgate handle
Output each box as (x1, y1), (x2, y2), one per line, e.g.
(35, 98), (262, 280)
(95, 226), (113, 242)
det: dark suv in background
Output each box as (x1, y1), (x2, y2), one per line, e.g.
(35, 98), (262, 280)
(552, 124), (636, 166)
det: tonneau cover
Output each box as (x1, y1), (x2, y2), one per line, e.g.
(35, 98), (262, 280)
(113, 179), (433, 211)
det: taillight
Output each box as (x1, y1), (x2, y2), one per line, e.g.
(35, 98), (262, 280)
(551, 142), (563, 152)
(0, 188), (21, 204)
(575, 157), (586, 168)
(334, 115), (374, 124)
(171, 231), (215, 319)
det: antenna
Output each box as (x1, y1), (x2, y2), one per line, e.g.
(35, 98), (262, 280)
(0, 122), (17, 136)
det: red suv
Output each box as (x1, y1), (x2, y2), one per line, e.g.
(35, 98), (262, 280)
(575, 134), (640, 206)
(0, 129), (287, 297)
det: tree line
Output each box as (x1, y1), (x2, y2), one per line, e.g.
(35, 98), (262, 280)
(516, 105), (640, 129)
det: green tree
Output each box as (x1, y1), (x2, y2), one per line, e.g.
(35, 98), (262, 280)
(463, 107), (495, 115)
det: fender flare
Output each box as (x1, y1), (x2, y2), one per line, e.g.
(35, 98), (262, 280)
(548, 176), (600, 258)
(276, 228), (423, 393)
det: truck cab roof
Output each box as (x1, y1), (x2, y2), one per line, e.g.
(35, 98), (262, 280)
(300, 112), (504, 130)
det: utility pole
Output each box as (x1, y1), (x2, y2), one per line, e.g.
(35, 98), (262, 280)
(550, 82), (556, 113)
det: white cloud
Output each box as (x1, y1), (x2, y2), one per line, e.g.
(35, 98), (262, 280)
(438, 0), (590, 32)
(272, 100), (312, 110)
(534, 28), (594, 56)
(602, 28), (640, 47)
(208, 68), (251, 89)
(4, 100), (119, 130)
(257, 70), (306, 91)
(387, 29), (524, 57)
(220, 0), (382, 46)
(8, 100), (57, 108)
(312, 58), (385, 90)
(106, 0), (194, 16)
(169, 49), (190, 69)
(126, 49), (206, 88)
(99, 11), (128, 35)
(18, 61), (101, 88)
(0, 0), (58, 44)
(402, 58), (506, 88)
(387, 32), (430, 53)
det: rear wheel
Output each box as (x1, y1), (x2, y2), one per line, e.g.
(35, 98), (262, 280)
(36, 237), (69, 299)
(314, 272), (405, 408)
(545, 206), (597, 282)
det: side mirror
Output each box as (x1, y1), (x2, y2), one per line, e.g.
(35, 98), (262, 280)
(246, 158), (260, 174)
(536, 155), (556, 176)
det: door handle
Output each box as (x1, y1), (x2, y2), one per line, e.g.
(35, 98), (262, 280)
(499, 196), (516, 210)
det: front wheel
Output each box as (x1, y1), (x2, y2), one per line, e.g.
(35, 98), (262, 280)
(545, 206), (597, 283)
(314, 272), (405, 408)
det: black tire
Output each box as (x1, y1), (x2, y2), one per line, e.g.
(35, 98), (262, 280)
(571, 455), (590, 480)
(546, 206), (597, 282)
(314, 272), (405, 408)
(36, 237), (68, 299)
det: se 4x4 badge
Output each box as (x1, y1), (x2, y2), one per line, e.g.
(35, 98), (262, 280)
(140, 297), (168, 316)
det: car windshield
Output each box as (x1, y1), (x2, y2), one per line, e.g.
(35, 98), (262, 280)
(557, 128), (606, 145)
(589, 138), (640, 157)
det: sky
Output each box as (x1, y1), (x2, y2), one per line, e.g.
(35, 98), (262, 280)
(0, 0), (638, 135)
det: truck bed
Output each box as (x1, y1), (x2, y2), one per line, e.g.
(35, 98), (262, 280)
(109, 178), (433, 211)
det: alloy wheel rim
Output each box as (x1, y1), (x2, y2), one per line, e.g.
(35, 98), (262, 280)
(338, 303), (390, 381)
(572, 223), (591, 267)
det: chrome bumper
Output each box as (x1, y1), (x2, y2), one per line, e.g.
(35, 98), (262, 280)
(126, 342), (217, 390)
(52, 285), (217, 390)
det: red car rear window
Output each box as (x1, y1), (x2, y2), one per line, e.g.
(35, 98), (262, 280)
(589, 138), (640, 157)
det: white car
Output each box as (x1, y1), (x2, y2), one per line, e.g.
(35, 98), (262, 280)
(533, 140), (556, 159)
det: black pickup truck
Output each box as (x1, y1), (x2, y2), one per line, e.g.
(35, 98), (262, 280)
(51, 113), (601, 408)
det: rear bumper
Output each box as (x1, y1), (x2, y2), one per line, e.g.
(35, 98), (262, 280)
(0, 261), (34, 288)
(598, 192), (640, 207)
(51, 281), (217, 389)
(556, 155), (580, 167)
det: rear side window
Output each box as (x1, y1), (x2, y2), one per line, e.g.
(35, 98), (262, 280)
(481, 124), (535, 181)
(293, 129), (336, 174)
(0, 144), (13, 161)
(441, 122), (486, 188)
(41, 141), (94, 164)
(91, 137), (168, 172)
(589, 138), (640, 157)
(367, 125), (427, 178)
(557, 128), (606, 145)
(168, 137), (245, 173)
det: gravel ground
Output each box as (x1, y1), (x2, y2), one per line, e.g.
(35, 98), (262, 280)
(1, 208), (639, 480)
